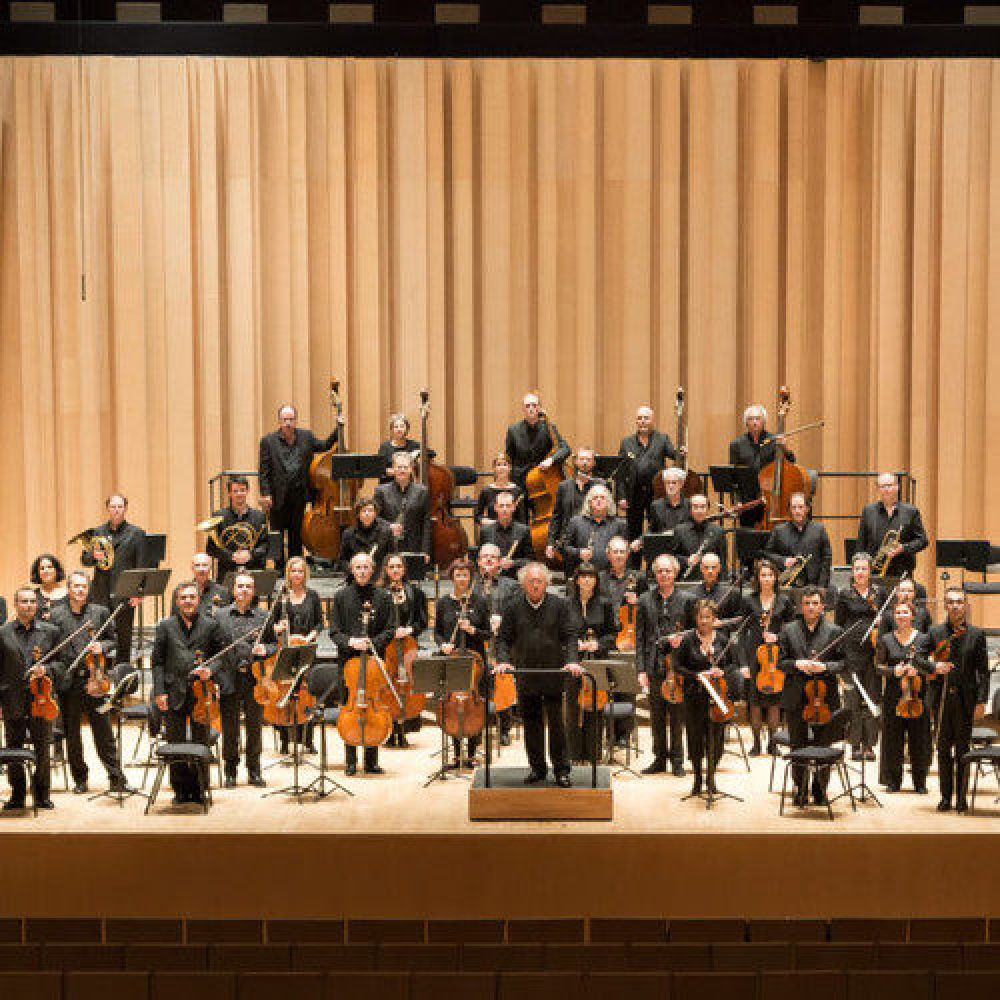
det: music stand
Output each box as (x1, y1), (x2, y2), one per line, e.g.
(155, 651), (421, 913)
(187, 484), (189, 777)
(604, 656), (642, 777)
(299, 667), (353, 801)
(642, 532), (678, 566)
(88, 669), (150, 808)
(263, 644), (319, 802)
(142, 534), (167, 567)
(414, 655), (478, 785)
(221, 569), (281, 601)
(833, 671), (882, 808)
(328, 453), (386, 482)
(735, 529), (771, 573)
(710, 465), (758, 505)
(401, 552), (428, 583)
(115, 568), (172, 698)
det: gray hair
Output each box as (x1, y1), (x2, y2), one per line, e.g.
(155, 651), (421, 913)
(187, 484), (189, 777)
(743, 403), (767, 424)
(582, 483), (613, 518)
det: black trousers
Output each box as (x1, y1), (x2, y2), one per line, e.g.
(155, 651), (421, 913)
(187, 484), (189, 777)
(648, 684), (685, 766)
(787, 711), (835, 795)
(112, 601), (136, 667)
(60, 688), (123, 785)
(270, 496), (307, 565)
(522, 692), (569, 777)
(882, 704), (931, 789)
(345, 743), (379, 770)
(220, 672), (263, 775)
(937, 693), (974, 803)
(683, 705), (724, 775)
(3, 715), (51, 802)
(163, 696), (210, 799)
(626, 485), (652, 566)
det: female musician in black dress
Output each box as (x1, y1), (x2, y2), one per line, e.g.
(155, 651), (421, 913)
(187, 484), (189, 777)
(739, 559), (794, 756)
(381, 552), (428, 748)
(30, 553), (68, 619)
(475, 453), (527, 527)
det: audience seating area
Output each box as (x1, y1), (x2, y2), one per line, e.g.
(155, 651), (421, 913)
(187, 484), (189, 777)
(0, 917), (999, 999)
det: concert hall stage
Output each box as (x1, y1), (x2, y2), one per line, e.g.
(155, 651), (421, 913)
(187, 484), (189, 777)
(1, 724), (999, 923)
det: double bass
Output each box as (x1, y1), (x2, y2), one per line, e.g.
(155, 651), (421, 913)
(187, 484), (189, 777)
(653, 386), (704, 500)
(417, 389), (468, 568)
(302, 379), (358, 560)
(337, 603), (394, 751)
(525, 410), (566, 566)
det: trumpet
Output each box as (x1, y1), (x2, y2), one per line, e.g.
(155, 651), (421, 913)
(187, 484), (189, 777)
(69, 530), (114, 571)
(196, 516), (264, 556)
(779, 553), (812, 587)
(872, 528), (901, 576)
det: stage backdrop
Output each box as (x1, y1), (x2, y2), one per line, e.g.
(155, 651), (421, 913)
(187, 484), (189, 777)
(1, 57), (998, 618)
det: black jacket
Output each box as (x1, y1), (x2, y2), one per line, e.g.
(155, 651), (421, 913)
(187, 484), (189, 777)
(857, 501), (929, 577)
(547, 476), (605, 548)
(636, 588), (691, 677)
(927, 622), (990, 716)
(739, 592), (796, 672)
(496, 591), (578, 697)
(214, 604), (279, 697)
(617, 431), (677, 496)
(478, 520), (533, 577)
(505, 418), (570, 487)
(648, 497), (691, 535)
(674, 631), (739, 708)
(376, 438), (433, 483)
(568, 594), (619, 659)
(561, 514), (627, 576)
(833, 584), (885, 669)
(0, 618), (62, 719)
(686, 581), (745, 627)
(205, 505), (269, 581)
(778, 618), (845, 715)
(729, 431), (795, 473)
(82, 520), (148, 609)
(171, 580), (230, 618)
(599, 568), (648, 615)
(475, 483), (528, 525)
(764, 520), (832, 588)
(373, 481), (432, 557)
(434, 592), (491, 658)
(328, 582), (393, 661)
(258, 426), (339, 510)
(674, 521), (728, 576)
(48, 602), (114, 694)
(339, 518), (395, 573)
(876, 631), (933, 712)
(151, 611), (227, 711)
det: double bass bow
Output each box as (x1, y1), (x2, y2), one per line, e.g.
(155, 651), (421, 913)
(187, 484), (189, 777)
(417, 389), (468, 568)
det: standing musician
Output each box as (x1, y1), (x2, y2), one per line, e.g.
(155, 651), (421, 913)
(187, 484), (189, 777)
(0, 597), (6, 625)
(49, 572), (127, 795)
(376, 413), (434, 483)
(435, 558), (490, 768)
(30, 553), (68, 618)
(81, 494), (146, 668)
(475, 454), (527, 527)
(674, 495), (729, 577)
(833, 552), (884, 762)
(689, 553), (744, 624)
(151, 580), (227, 805)
(382, 552), (428, 748)
(338, 496), (394, 575)
(617, 405), (679, 549)
(929, 587), (990, 812)
(857, 473), (929, 578)
(214, 573), (278, 788)
(876, 602), (932, 795)
(472, 543), (521, 746)
(674, 599), (740, 796)
(729, 404), (796, 525)
(258, 403), (342, 566)
(504, 391), (571, 494)
(329, 553), (393, 776)
(562, 484), (627, 578)
(0, 588), (61, 810)
(636, 554), (691, 776)
(495, 562), (581, 787)
(205, 476), (269, 583)
(778, 586), (845, 807)
(171, 553), (229, 615)
(477, 492), (532, 579)
(739, 559), (795, 757)
(374, 453), (432, 563)
(878, 577), (932, 636)
(763, 492), (832, 589)
(545, 447), (601, 562)
(648, 467), (693, 534)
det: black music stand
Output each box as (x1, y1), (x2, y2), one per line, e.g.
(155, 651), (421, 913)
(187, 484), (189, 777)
(328, 453), (385, 483)
(833, 671), (882, 808)
(710, 464), (758, 506)
(937, 539), (992, 578)
(415, 655), (479, 785)
(641, 531), (678, 566)
(300, 668), (353, 801)
(604, 655), (642, 778)
(262, 644), (319, 802)
(115, 568), (171, 698)
(88, 669), (150, 808)
(401, 552), (428, 583)
(735, 529), (771, 572)
(221, 569), (281, 602)
(594, 455), (629, 500)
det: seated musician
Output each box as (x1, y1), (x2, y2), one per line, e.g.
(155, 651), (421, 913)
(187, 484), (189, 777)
(151, 580), (227, 806)
(206, 475), (269, 583)
(478, 491), (532, 579)
(214, 572), (277, 788)
(728, 404), (795, 526)
(171, 553), (229, 616)
(617, 405), (679, 553)
(857, 473), (929, 578)
(545, 446), (600, 563)
(30, 553), (68, 619)
(777, 586), (844, 807)
(637, 554), (691, 776)
(504, 391), (570, 495)
(562, 484), (626, 578)
(674, 495), (728, 578)
(382, 552), (428, 748)
(647, 467), (692, 535)
(374, 453), (432, 564)
(876, 602), (932, 796)
(475, 453), (527, 527)
(339, 496), (394, 575)
(435, 558), (490, 768)
(688, 553), (744, 623)
(763, 492), (832, 589)
(376, 413), (434, 484)
(738, 559), (794, 757)
(329, 553), (393, 776)
(49, 571), (128, 795)
(0, 587), (62, 810)
(599, 536), (648, 612)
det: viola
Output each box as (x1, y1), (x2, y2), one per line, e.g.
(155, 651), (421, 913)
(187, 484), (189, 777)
(28, 646), (59, 722)
(707, 674), (736, 724)
(755, 608), (784, 695)
(616, 576), (638, 653)
(525, 409), (566, 567)
(418, 389), (468, 568)
(894, 642), (925, 720)
(190, 652), (221, 729)
(802, 676), (832, 725)
(337, 602), (393, 749)
(384, 582), (425, 722)
(437, 595), (487, 739)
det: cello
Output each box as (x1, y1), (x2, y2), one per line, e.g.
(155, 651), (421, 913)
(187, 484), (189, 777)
(417, 389), (468, 568)
(337, 602), (394, 751)
(436, 593), (487, 742)
(653, 386), (704, 500)
(525, 409), (566, 565)
(384, 581), (426, 722)
(301, 379), (357, 560)
(484, 578), (517, 714)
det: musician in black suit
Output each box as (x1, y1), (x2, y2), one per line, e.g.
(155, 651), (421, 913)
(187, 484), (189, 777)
(764, 492), (832, 588)
(338, 496), (395, 575)
(0, 588), (61, 810)
(496, 563), (581, 786)
(477, 491), (532, 579)
(561, 484), (627, 578)
(617, 405), (679, 548)
(258, 403), (342, 565)
(778, 587), (845, 806)
(674, 495), (728, 578)
(929, 587), (990, 812)
(687, 554), (744, 625)
(856, 473), (928, 578)
(171, 553), (229, 617)
(728, 403), (796, 526)
(205, 476), (269, 583)
(373, 452), (432, 561)
(545, 447), (602, 561)
(504, 391), (570, 492)
(647, 467), (692, 535)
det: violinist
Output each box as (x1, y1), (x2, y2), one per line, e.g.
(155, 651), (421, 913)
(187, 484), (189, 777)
(475, 453), (527, 526)
(675, 599), (739, 796)
(374, 452), (432, 562)
(636, 554), (691, 776)
(929, 587), (989, 812)
(505, 391), (571, 494)
(857, 473), (929, 578)
(151, 580), (227, 805)
(30, 553), (68, 618)
(205, 476), (269, 583)
(338, 496), (394, 575)
(329, 553), (394, 776)
(545, 447), (602, 562)
(376, 413), (433, 484)
(258, 403), (342, 566)
(49, 572), (126, 795)
(477, 492), (532, 579)
(876, 602), (933, 795)
(566, 565), (619, 763)
(382, 553), (429, 748)
(778, 587), (844, 807)
(877, 577), (932, 636)
(562, 484), (627, 578)
(763, 493), (832, 589)
(833, 553), (884, 762)
(728, 404), (795, 526)
(0, 587), (61, 810)
(214, 573), (278, 788)
(617, 405), (679, 549)
(674, 495), (728, 577)
(600, 536), (649, 612)
(495, 562), (581, 787)
(435, 558), (490, 768)
(739, 559), (794, 757)
(647, 467), (692, 534)
(688, 554), (744, 624)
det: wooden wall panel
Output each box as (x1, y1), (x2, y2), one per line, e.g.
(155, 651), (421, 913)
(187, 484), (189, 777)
(1, 56), (997, 620)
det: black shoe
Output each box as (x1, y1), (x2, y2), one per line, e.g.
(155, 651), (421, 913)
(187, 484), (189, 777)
(396, 736), (409, 748)
(914, 785), (928, 795)
(189, 793), (206, 807)
(937, 799), (952, 812)
(72, 781), (88, 795)
(672, 762), (686, 777)
(862, 749), (876, 762)
(642, 759), (667, 775)
(248, 772), (265, 788)
(523, 770), (546, 785)
(36, 799), (55, 810)
(886, 783), (900, 793)
(224, 773), (237, 789)
(462, 759), (477, 770)
(956, 798), (969, 814)
(344, 763), (357, 777)
(302, 744), (316, 755)
(851, 748), (863, 762)
(555, 773), (571, 788)
(812, 790), (827, 805)
(109, 778), (132, 794)
(365, 765), (385, 775)
(750, 738), (762, 757)
(2, 799), (26, 812)
(690, 776), (703, 796)
(793, 788), (809, 807)
(499, 732), (512, 747)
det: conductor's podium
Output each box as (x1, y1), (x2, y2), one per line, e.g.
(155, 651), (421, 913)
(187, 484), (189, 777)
(469, 765), (613, 821)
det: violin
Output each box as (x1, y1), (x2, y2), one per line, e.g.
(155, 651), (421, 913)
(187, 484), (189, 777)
(616, 575), (638, 653)
(894, 640), (926, 720)
(437, 594), (487, 740)
(28, 646), (60, 722)
(933, 623), (967, 731)
(653, 386), (704, 500)
(337, 602), (394, 749)
(83, 623), (112, 699)
(301, 378), (358, 560)
(659, 612), (685, 705)
(707, 674), (735, 724)
(485, 579), (517, 713)
(755, 608), (784, 695)
(578, 628), (608, 716)
(418, 389), (468, 568)
(190, 652), (221, 729)
(525, 409), (566, 567)
(802, 654), (832, 725)
(384, 582), (425, 722)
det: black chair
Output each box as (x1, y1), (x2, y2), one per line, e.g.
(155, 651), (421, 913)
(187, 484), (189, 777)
(118, 668), (158, 786)
(768, 729), (791, 792)
(962, 745), (1000, 814)
(0, 748), (38, 816)
(145, 744), (215, 814)
(780, 709), (856, 819)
